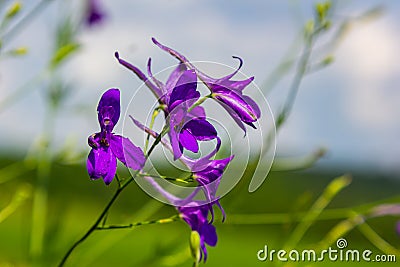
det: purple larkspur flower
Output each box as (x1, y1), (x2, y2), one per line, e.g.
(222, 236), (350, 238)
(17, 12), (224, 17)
(115, 52), (218, 160)
(178, 203), (219, 262)
(166, 69), (217, 160)
(87, 89), (145, 185)
(152, 38), (261, 132)
(115, 52), (163, 101)
(85, 0), (106, 27)
(192, 156), (233, 211)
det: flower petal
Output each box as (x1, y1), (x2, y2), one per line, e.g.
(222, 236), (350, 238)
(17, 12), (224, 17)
(110, 134), (145, 170)
(147, 58), (165, 94)
(220, 76), (254, 93)
(87, 147), (117, 185)
(169, 128), (183, 160)
(97, 88), (120, 131)
(115, 52), (163, 99)
(201, 223), (217, 247)
(179, 129), (199, 153)
(242, 95), (261, 119)
(165, 63), (187, 97)
(87, 149), (101, 180)
(189, 106), (206, 118)
(168, 69), (199, 111)
(214, 88), (256, 123)
(103, 154), (117, 185)
(200, 239), (208, 262)
(216, 99), (248, 133)
(184, 118), (217, 141)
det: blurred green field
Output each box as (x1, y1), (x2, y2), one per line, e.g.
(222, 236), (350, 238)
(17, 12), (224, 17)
(1, 156), (399, 266)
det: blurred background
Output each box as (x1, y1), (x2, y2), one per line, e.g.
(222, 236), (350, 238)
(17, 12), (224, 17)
(0, 0), (399, 266)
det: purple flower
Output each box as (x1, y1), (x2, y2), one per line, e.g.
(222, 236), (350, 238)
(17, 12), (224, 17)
(209, 74), (261, 131)
(178, 203), (218, 262)
(152, 38), (261, 132)
(85, 0), (106, 27)
(87, 89), (145, 185)
(193, 156), (234, 209)
(115, 52), (163, 101)
(166, 69), (217, 160)
(115, 52), (218, 160)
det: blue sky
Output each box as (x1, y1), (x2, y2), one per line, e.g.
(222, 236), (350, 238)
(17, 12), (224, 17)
(1, 0), (399, 174)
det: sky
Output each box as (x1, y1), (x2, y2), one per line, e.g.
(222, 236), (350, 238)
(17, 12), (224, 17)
(0, 0), (399, 174)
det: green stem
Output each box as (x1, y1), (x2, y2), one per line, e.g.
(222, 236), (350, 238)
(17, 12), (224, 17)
(0, 161), (31, 184)
(58, 176), (135, 267)
(146, 125), (169, 158)
(0, 183), (32, 223)
(1, 0), (54, 45)
(357, 222), (400, 256)
(283, 174), (351, 250)
(144, 107), (161, 154)
(187, 94), (211, 113)
(96, 215), (179, 230)
(277, 33), (314, 129)
(137, 173), (193, 184)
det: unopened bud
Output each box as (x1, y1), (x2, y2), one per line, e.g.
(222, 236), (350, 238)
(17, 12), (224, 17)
(190, 231), (201, 264)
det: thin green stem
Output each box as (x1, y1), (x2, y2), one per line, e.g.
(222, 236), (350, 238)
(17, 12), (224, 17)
(58, 143), (164, 267)
(357, 222), (400, 256)
(317, 211), (400, 257)
(96, 215), (179, 230)
(78, 200), (164, 266)
(0, 161), (31, 184)
(316, 211), (363, 251)
(283, 175), (351, 250)
(58, 176), (135, 267)
(146, 125), (169, 158)
(144, 107), (161, 154)
(0, 183), (32, 223)
(138, 172), (193, 184)
(1, 0), (54, 45)
(277, 33), (313, 129)
(228, 194), (400, 226)
(187, 94), (211, 113)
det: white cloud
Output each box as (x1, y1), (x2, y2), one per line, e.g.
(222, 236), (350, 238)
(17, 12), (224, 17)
(337, 17), (400, 132)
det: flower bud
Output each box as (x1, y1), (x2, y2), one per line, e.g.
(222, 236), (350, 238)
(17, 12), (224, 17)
(190, 231), (201, 264)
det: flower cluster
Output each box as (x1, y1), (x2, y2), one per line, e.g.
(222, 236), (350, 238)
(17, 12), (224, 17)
(86, 38), (260, 263)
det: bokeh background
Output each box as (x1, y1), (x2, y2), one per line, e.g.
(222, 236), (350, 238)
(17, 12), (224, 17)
(0, 0), (399, 266)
